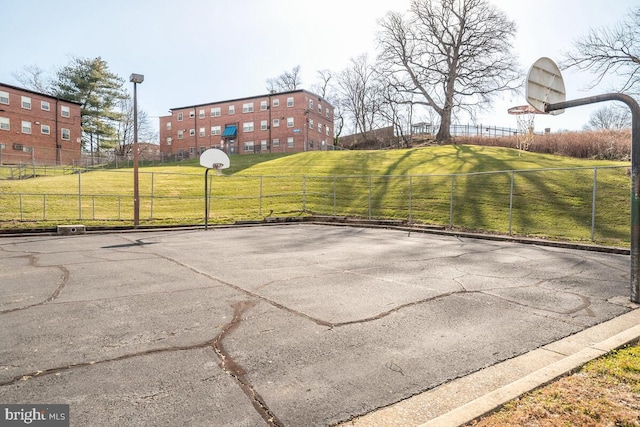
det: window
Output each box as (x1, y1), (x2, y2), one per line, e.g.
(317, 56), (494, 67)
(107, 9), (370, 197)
(13, 143), (23, 151)
(211, 125), (221, 135)
(178, 130), (184, 139)
(326, 125), (330, 136)
(309, 99), (313, 110)
(318, 103), (322, 113)
(326, 107), (330, 118)
(229, 105), (235, 115)
(199, 127), (205, 137)
(189, 128), (195, 136)
(189, 110), (195, 118)
(287, 136), (294, 148)
(166, 137), (173, 146)
(260, 120), (268, 131)
(242, 102), (254, 113)
(21, 96), (31, 109)
(273, 138), (280, 147)
(272, 118), (280, 128)
(309, 119), (314, 130)
(244, 141), (254, 152)
(190, 147), (195, 155)
(22, 121), (31, 134)
(177, 112), (184, 121)
(61, 128), (70, 140)
(0, 117), (9, 131)
(318, 123), (322, 132)
(287, 117), (294, 127)
(41, 124), (50, 135)
(260, 100), (268, 111)
(199, 109), (205, 119)
(0, 91), (8, 105)
(261, 139), (268, 151)
(243, 122), (254, 132)
(61, 105), (70, 118)
(211, 107), (221, 117)
(287, 97), (294, 107)
(166, 122), (172, 130)
(41, 100), (50, 111)
(272, 98), (279, 107)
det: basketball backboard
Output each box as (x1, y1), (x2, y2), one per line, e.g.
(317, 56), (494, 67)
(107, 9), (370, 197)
(200, 148), (230, 169)
(526, 57), (566, 115)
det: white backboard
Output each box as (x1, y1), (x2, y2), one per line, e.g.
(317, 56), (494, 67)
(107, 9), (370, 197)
(526, 57), (566, 115)
(200, 148), (230, 169)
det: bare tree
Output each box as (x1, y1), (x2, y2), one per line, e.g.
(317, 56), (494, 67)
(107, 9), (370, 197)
(563, 6), (640, 95)
(266, 65), (302, 92)
(115, 94), (155, 157)
(311, 69), (333, 99)
(584, 105), (632, 130)
(11, 64), (53, 94)
(335, 54), (384, 139)
(377, 0), (520, 142)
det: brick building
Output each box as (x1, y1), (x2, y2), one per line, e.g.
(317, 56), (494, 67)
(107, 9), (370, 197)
(159, 89), (334, 158)
(0, 83), (82, 165)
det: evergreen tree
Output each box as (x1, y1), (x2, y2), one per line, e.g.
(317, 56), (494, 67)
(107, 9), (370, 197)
(53, 56), (127, 159)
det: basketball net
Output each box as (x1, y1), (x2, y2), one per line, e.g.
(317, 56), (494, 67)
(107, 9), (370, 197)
(508, 105), (541, 155)
(212, 163), (224, 176)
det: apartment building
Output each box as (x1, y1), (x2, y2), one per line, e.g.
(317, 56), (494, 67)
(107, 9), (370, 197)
(0, 83), (82, 165)
(159, 89), (334, 158)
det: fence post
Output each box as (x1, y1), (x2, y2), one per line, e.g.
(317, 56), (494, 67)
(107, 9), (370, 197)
(118, 196), (121, 221)
(368, 175), (372, 219)
(19, 194), (23, 221)
(259, 176), (263, 216)
(449, 175), (455, 229)
(591, 167), (598, 241)
(409, 175), (413, 223)
(333, 176), (337, 215)
(43, 194), (46, 221)
(78, 171), (82, 220)
(150, 172), (155, 220)
(302, 175), (307, 212)
(509, 170), (514, 235)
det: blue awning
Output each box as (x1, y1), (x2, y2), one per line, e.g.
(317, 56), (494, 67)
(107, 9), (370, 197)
(222, 125), (237, 137)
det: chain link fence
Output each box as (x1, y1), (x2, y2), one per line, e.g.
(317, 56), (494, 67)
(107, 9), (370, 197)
(0, 166), (631, 244)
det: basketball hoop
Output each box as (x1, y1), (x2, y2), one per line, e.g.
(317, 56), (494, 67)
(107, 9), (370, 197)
(212, 162), (224, 175)
(508, 105), (545, 154)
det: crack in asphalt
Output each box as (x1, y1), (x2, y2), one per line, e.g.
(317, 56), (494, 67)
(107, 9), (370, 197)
(212, 300), (284, 427)
(0, 298), (283, 426)
(0, 254), (69, 314)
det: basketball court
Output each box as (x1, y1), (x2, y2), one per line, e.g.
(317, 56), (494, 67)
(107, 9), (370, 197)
(0, 224), (637, 425)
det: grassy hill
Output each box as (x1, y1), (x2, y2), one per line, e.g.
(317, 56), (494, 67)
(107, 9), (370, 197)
(0, 145), (631, 245)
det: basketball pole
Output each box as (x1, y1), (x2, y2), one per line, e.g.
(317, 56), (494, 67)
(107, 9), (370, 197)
(546, 93), (640, 304)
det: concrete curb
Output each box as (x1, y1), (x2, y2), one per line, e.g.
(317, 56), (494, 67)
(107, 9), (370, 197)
(419, 309), (640, 427)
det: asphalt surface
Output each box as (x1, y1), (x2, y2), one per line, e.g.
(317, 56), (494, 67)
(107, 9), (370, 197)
(0, 224), (637, 426)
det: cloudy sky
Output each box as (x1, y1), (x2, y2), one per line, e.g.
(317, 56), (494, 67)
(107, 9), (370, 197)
(0, 0), (636, 134)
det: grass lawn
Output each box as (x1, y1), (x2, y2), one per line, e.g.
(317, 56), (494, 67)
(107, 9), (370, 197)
(466, 344), (640, 426)
(0, 145), (631, 245)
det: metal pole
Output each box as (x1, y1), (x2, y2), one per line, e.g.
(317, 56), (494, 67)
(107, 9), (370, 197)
(204, 168), (210, 230)
(591, 167), (597, 241)
(547, 93), (640, 303)
(133, 82), (140, 227)
(509, 170), (514, 235)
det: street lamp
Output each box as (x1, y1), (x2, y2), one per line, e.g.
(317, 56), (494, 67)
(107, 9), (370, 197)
(129, 73), (144, 227)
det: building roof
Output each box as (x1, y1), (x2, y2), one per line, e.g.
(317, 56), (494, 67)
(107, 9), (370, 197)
(168, 89), (332, 112)
(0, 81), (83, 106)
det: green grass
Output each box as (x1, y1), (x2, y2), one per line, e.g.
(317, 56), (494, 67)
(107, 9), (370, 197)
(0, 145), (631, 245)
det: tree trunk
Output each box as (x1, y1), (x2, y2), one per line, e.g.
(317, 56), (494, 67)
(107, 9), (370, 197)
(436, 108), (452, 142)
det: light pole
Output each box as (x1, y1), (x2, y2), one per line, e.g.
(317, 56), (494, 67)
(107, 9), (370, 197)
(129, 73), (144, 228)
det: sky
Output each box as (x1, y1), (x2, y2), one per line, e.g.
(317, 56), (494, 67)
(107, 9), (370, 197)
(0, 0), (637, 136)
